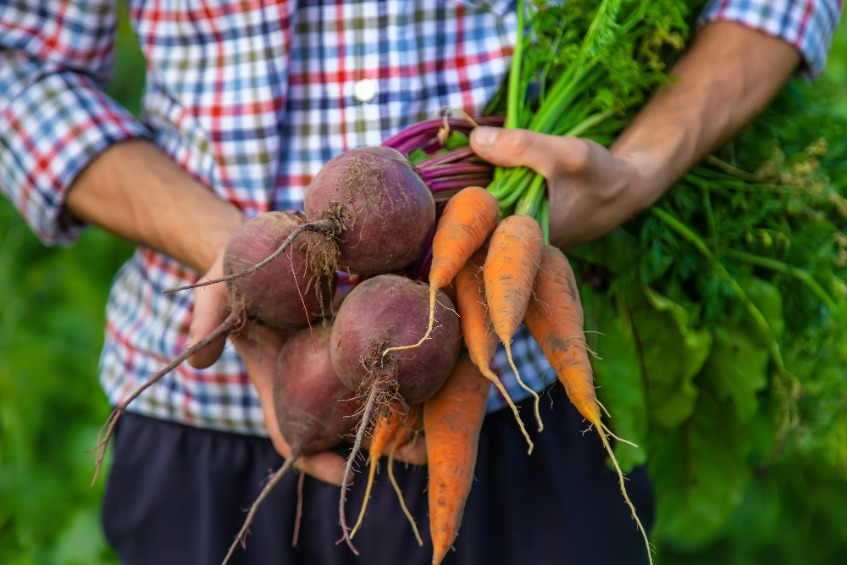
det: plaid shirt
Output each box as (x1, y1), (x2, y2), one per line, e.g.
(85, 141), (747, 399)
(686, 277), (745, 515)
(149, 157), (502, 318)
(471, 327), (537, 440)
(1, 0), (841, 436)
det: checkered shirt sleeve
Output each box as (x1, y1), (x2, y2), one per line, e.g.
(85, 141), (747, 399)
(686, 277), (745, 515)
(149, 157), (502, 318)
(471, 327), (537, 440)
(700, 0), (843, 77)
(0, 0), (151, 245)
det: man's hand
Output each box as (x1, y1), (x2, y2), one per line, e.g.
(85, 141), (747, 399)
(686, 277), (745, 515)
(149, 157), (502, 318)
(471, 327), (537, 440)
(470, 127), (644, 250)
(469, 21), (801, 252)
(186, 249), (430, 481)
(187, 249), (349, 485)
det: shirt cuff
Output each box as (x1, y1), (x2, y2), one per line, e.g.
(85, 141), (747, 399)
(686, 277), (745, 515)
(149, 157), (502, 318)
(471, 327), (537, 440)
(698, 0), (843, 78)
(0, 67), (150, 245)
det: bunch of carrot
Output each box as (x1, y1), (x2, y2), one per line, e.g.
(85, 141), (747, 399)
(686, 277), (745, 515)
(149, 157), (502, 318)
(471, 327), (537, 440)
(358, 184), (651, 565)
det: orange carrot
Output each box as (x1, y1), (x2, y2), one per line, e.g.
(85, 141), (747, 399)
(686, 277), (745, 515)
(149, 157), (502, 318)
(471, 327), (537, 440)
(424, 353), (490, 565)
(483, 213), (545, 430)
(523, 244), (652, 565)
(350, 405), (406, 538)
(456, 249), (532, 452)
(384, 186), (499, 356)
(352, 404), (426, 543)
(384, 405), (425, 547)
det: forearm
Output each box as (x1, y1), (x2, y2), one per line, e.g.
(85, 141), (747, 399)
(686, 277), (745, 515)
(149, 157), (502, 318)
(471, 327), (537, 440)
(66, 140), (245, 273)
(610, 20), (801, 211)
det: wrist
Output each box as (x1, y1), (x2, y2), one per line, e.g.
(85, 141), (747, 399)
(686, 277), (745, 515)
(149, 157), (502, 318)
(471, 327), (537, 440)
(609, 148), (671, 217)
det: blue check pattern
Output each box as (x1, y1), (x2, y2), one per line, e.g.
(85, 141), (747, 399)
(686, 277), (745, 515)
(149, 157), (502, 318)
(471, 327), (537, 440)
(1, 0), (841, 436)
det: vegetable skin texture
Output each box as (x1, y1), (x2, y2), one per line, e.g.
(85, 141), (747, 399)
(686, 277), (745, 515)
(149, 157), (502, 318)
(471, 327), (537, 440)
(384, 185), (500, 356)
(273, 324), (361, 454)
(304, 146), (436, 275)
(523, 245), (599, 423)
(224, 211), (337, 329)
(424, 353), (490, 565)
(455, 249), (532, 451)
(483, 214), (545, 429)
(330, 274), (461, 405)
(97, 212), (337, 484)
(523, 245), (652, 565)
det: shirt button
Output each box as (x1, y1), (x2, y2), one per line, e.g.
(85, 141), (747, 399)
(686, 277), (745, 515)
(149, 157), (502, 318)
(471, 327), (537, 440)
(353, 79), (377, 103)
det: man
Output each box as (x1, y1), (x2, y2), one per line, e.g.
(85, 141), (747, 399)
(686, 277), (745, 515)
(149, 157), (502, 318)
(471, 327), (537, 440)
(1, 1), (840, 563)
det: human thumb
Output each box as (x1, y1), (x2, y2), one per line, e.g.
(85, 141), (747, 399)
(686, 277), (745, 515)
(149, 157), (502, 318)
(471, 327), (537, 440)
(470, 126), (559, 178)
(187, 284), (230, 369)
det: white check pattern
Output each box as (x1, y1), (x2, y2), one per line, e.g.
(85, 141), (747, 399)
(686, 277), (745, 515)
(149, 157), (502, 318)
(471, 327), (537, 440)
(1, 0), (841, 435)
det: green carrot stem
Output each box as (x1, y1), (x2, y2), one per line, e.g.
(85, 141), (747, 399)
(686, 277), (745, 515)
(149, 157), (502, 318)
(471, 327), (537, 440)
(725, 249), (839, 312)
(562, 107), (618, 139)
(650, 206), (786, 372)
(496, 173), (533, 211)
(515, 173), (546, 218)
(505, 0), (526, 130)
(540, 199), (550, 243)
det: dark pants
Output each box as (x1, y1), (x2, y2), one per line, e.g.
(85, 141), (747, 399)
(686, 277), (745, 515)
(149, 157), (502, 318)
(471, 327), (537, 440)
(102, 384), (654, 565)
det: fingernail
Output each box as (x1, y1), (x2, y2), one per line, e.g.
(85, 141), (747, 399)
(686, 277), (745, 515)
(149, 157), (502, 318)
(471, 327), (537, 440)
(473, 126), (499, 147)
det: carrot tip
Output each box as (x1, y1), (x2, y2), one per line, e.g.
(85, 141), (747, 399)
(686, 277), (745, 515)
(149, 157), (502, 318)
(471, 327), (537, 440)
(387, 446), (423, 547)
(594, 420), (653, 565)
(504, 344), (543, 432)
(480, 366), (534, 453)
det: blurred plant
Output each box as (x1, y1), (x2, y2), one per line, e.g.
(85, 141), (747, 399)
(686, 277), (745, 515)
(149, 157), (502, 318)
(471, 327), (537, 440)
(0, 1), (141, 562)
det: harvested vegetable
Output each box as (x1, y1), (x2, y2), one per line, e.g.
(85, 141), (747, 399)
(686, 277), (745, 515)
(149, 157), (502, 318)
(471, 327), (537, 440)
(524, 244), (651, 562)
(424, 353), (490, 565)
(329, 274), (462, 552)
(303, 146), (436, 275)
(223, 323), (359, 564)
(384, 185), (499, 357)
(455, 248), (532, 451)
(93, 211), (336, 483)
(483, 214), (545, 430)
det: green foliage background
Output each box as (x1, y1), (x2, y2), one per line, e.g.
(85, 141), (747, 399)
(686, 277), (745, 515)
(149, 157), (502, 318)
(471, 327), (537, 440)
(0, 6), (845, 564)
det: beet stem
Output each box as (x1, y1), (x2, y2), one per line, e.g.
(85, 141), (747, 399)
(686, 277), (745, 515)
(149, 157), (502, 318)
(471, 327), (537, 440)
(337, 383), (381, 555)
(90, 312), (242, 486)
(222, 455), (300, 565)
(163, 219), (337, 294)
(416, 147), (476, 170)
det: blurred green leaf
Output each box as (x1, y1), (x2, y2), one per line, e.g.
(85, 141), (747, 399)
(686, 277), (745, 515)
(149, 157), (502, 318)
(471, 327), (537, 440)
(633, 285), (712, 429)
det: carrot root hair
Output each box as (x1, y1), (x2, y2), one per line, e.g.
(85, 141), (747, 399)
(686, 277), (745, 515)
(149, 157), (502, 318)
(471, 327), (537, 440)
(350, 406), (403, 538)
(349, 455), (379, 539)
(479, 364), (533, 453)
(592, 418), (653, 565)
(382, 286), (437, 358)
(503, 343), (543, 432)
(387, 443), (424, 546)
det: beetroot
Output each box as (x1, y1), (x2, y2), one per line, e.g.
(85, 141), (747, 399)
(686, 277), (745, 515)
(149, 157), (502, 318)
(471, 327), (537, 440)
(185, 147), (436, 306)
(273, 324), (360, 453)
(223, 323), (360, 564)
(329, 274), (462, 552)
(224, 211), (336, 329)
(94, 213), (337, 484)
(330, 274), (461, 405)
(304, 146), (435, 275)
